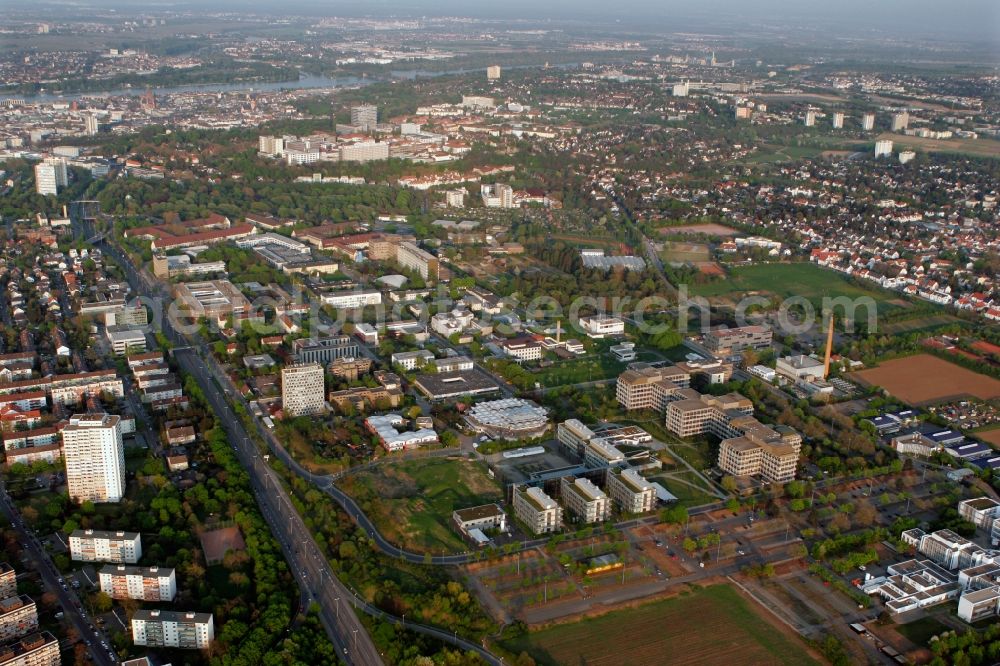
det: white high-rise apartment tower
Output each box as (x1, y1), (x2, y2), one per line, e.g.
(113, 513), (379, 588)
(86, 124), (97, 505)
(891, 111), (909, 132)
(34, 158), (67, 196)
(281, 364), (325, 417)
(862, 112), (876, 131)
(63, 413), (126, 503)
(350, 104), (378, 131)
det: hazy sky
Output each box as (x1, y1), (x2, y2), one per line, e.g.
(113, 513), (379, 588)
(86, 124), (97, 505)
(47, 0), (1000, 41)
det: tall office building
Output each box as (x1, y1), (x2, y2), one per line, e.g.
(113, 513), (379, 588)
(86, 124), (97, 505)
(33, 158), (66, 196)
(84, 114), (99, 136)
(281, 364), (325, 417)
(861, 112), (876, 131)
(350, 104), (378, 131)
(62, 413), (126, 503)
(486, 65), (501, 81)
(832, 112), (845, 129)
(891, 111), (909, 132)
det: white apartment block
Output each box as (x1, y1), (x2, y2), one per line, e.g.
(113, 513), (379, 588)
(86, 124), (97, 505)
(583, 437), (626, 469)
(513, 486), (562, 535)
(481, 183), (513, 208)
(99, 565), (176, 601)
(320, 290), (382, 309)
(577, 315), (625, 339)
(560, 476), (611, 524)
(0, 632), (60, 666)
(875, 139), (893, 158)
(606, 467), (657, 514)
(33, 158), (67, 196)
(498, 338), (542, 362)
(62, 413), (126, 503)
(396, 242), (440, 280)
(0, 597), (37, 642)
(350, 104), (378, 129)
(281, 364), (326, 417)
(132, 610), (214, 650)
(556, 419), (596, 458)
(430, 308), (475, 338)
(69, 529), (142, 564)
(958, 497), (1000, 530)
(391, 350), (434, 371)
(0, 565), (14, 601)
(340, 141), (390, 163)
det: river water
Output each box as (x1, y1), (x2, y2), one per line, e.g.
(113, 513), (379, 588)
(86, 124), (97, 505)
(3, 61), (583, 102)
(0, 73), (366, 103)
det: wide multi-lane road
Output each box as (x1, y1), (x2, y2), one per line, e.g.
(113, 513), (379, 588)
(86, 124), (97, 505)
(0, 485), (118, 666)
(171, 348), (385, 666)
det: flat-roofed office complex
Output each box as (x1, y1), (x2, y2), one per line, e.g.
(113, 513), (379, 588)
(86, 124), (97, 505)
(702, 325), (772, 357)
(664, 389), (802, 483)
(615, 364), (691, 411)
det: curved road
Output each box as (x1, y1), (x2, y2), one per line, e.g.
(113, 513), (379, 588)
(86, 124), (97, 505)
(86, 220), (502, 664)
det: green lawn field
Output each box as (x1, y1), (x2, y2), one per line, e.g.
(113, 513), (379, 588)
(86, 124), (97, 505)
(688, 262), (896, 309)
(341, 458), (503, 554)
(502, 584), (819, 666)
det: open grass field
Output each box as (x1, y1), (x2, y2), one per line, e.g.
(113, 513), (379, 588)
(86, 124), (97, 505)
(876, 132), (1000, 159)
(662, 241), (711, 264)
(534, 354), (630, 387)
(850, 354), (1000, 406)
(649, 471), (718, 508)
(341, 458), (503, 554)
(689, 262), (895, 310)
(879, 313), (963, 335)
(502, 584), (819, 666)
(894, 615), (951, 646)
(658, 223), (738, 237)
